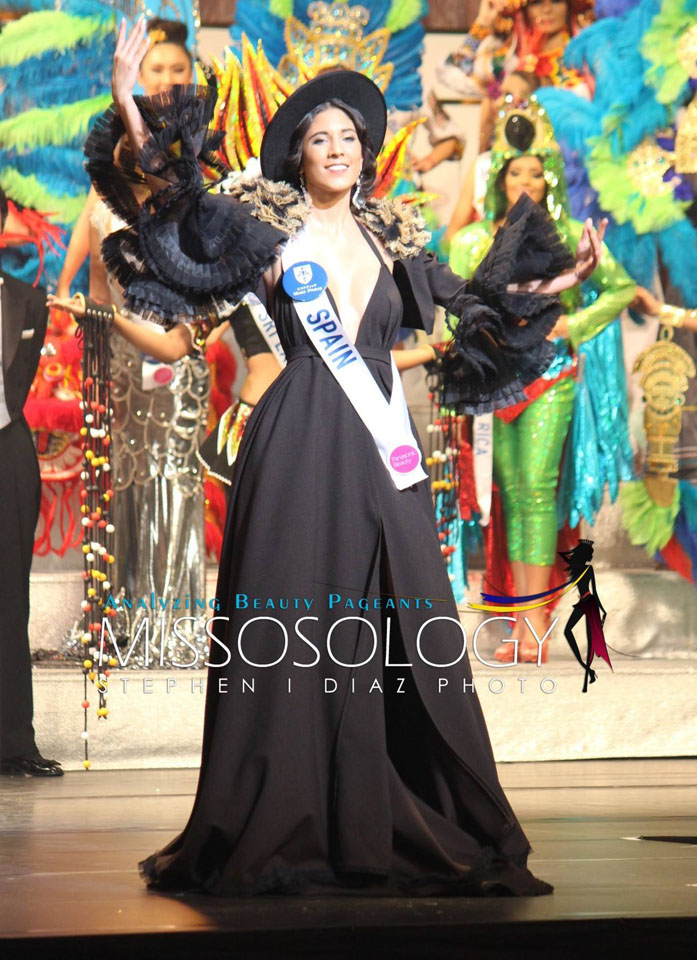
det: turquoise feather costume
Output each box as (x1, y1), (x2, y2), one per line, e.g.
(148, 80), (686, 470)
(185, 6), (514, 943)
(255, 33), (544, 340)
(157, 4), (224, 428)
(536, 0), (697, 582)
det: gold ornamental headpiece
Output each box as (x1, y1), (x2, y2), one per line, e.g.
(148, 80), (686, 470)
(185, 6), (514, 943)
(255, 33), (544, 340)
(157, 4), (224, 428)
(625, 120), (697, 187)
(626, 136), (679, 196)
(278, 1), (393, 92)
(491, 95), (559, 159)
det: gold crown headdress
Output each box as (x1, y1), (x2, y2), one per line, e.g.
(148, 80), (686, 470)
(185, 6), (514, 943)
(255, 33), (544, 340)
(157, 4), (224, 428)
(208, 6), (423, 198)
(209, 31), (420, 201)
(491, 94), (559, 158)
(278, 1), (393, 92)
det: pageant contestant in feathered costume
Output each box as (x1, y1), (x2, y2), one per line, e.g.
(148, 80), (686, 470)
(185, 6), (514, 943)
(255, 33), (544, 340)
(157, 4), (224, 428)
(438, 0), (593, 101)
(447, 96), (635, 659)
(443, 0), (596, 259)
(536, 0), (697, 582)
(54, 18), (227, 654)
(69, 18), (606, 896)
(0, 2), (211, 560)
(504, 0), (593, 93)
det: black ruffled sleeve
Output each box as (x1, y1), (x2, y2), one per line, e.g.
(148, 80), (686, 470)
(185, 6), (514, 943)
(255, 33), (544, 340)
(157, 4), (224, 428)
(424, 195), (574, 414)
(84, 86), (285, 325)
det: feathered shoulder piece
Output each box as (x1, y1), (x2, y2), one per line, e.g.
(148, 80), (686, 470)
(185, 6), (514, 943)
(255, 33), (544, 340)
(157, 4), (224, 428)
(223, 177), (430, 258)
(356, 197), (430, 259)
(222, 177), (312, 237)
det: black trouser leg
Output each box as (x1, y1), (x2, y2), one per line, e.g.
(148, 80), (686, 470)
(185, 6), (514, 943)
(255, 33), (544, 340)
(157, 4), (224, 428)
(0, 418), (41, 760)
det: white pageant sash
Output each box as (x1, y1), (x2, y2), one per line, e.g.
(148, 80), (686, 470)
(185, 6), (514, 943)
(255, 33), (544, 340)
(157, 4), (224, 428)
(282, 233), (427, 491)
(472, 413), (493, 526)
(241, 293), (287, 368)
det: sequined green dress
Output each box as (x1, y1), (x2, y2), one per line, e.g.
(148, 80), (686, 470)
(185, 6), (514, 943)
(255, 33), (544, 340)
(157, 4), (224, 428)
(449, 216), (636, 565)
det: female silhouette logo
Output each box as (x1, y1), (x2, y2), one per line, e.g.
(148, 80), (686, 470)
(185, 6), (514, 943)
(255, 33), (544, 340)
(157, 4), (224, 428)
(469, 539), (612, 687)
(559, 539), (612, 692)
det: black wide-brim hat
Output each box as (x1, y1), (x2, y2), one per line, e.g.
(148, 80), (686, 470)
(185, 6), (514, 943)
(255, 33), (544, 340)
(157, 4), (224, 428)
(260, 71), (387, 183)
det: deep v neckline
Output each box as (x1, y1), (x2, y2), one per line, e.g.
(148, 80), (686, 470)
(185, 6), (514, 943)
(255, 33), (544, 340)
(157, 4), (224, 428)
(279, 220), (390, 345)
(323, 221), (389, 345)
(325, 271), (383, 345)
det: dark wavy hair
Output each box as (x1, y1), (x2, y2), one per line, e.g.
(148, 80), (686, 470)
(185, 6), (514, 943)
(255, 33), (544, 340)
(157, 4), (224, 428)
(281, 99), (377, 204)
(145, 18), (192, 66)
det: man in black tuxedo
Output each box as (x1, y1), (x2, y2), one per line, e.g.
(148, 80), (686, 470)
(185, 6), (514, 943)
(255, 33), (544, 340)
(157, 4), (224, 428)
(0, 190), (63, 776)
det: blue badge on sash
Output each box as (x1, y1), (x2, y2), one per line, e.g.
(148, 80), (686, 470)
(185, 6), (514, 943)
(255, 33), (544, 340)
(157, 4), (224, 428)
(282, 261), (328, 302)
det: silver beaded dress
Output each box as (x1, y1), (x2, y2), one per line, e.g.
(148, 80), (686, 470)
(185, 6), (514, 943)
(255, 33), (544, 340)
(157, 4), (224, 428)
(91, 199), (210, 660)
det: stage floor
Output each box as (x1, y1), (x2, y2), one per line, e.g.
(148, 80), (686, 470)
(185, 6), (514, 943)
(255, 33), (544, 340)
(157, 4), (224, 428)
(1, 759), (696, 958)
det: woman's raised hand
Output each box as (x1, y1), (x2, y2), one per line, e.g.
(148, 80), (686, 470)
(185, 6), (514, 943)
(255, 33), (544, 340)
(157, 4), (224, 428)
(112, 17), (149, 106)
(476, 0), (506, 28)
(573, 218), (607, 283)
(508, 218), (609, 295)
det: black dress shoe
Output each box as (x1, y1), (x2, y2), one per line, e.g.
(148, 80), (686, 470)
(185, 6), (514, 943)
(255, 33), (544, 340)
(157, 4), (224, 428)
(0, 754), (65, 777)
(31, 754), (62, 768)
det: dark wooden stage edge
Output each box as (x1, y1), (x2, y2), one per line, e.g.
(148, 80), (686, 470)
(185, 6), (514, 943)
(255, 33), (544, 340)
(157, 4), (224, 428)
(1, 760), (696, 959)
(6, 918), (697, 960)
(6, 917), (697, 960)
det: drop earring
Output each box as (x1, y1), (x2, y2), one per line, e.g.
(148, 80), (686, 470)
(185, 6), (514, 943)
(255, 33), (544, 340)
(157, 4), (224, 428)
(300, 170), (308, 199)
(352, 172), (364, 208)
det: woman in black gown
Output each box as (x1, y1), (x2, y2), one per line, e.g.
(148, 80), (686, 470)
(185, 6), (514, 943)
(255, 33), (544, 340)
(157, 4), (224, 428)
(96, 19), (605, 897)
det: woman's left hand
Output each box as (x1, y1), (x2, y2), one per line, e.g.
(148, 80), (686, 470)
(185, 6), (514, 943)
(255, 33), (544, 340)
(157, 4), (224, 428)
(573, 218), (607, 283)
(47, 293), (86, 319)
(112, 17), (149, 107)
(506, 219), (608, 296)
